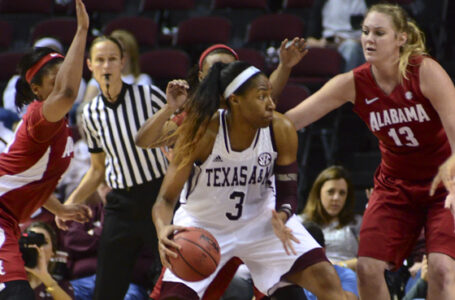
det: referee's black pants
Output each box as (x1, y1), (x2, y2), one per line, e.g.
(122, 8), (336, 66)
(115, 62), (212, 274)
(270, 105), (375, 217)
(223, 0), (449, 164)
(93, 179), (162, 300)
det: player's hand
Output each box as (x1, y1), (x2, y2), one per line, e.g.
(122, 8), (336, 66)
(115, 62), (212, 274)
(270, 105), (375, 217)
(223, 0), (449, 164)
(444, 193), (455, 219)
(279, 37), (308, 69)
(55, 204), (92, 230)
(75, 0), (89, 31)
(157, 225), (186, 269)
(166, 79), (189, 111)
(431, 154), (455, 196)
(271, 210), (300, 255)
(421, 255), (428, 282)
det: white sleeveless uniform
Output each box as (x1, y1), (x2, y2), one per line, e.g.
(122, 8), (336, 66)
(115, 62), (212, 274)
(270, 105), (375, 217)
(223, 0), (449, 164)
(162, 110), (321, 296)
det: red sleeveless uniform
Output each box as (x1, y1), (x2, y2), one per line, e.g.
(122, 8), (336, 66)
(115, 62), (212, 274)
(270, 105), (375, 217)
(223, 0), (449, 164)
(353, 56), (455, 268)
(0, 100), (73, 282)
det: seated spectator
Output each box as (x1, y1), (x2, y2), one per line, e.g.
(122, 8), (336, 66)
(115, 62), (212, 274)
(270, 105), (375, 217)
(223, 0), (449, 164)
(303, 221), (359, 300)
(306, 0), (367, 72)
(2, 37), (86, 124)
(299, 165), (362, 270)
(402, 254), (428, 300)
(24, 222), (75, 300)
(82, 29), (152, 103)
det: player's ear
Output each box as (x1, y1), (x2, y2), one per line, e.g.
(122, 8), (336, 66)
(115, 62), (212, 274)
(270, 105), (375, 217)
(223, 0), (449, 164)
(228, 94), (240, 107)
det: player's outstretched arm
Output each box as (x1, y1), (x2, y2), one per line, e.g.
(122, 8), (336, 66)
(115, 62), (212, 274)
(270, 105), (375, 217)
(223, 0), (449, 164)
(135, 79), (188, 148)
(269, 37), (307, 101)
(42, 0), (89, 122)
(285, 72), (354, 130)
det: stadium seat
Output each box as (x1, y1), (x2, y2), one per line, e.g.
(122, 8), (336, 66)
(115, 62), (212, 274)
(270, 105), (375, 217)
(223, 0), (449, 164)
(175, 16), (232, 62)
(140, 0), (195, 10)
(289, 47), (343, 92)
(0, 21), (13, 50)
(31, 18), (77, 48)
(84, 0), (125, 13)
(211, 0), (268, 9)
(246, 13), (304, 49)
(140, 49), (190, 90)
(0, 0), (52, 14)
(235, 48), (266, 73)
(276, 84), (309, 114)
(104, 17), (158, 49)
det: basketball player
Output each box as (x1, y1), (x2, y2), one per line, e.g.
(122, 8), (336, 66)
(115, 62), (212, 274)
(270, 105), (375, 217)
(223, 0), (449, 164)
(285, 3), (455, 299)
(135, 39), (307, 149)
(0, 0), (90, 298)
(152, 61), (346, 300)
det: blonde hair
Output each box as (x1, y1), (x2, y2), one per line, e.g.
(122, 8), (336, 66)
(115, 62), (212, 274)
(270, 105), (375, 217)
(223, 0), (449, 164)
(110, 29), (141, 78)
(367, 3), (427, 82)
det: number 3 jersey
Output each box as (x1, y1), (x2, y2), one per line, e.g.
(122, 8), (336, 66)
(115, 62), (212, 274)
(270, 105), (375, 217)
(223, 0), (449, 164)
(353, 55), (450, 181)
(178, 110), (277, 230)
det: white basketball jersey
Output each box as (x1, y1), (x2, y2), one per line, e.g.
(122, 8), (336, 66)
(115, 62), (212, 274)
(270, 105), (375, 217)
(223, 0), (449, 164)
(178, 110), (277, 231)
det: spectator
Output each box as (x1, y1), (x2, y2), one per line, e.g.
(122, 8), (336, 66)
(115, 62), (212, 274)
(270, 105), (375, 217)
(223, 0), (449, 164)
(300, 165), (361, 270)
(25, 222), (75, 300)
(306, 0), (367, 72)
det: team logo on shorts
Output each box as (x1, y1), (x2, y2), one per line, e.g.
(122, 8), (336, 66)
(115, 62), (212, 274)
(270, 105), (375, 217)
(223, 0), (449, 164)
(258, 152), (272, 166)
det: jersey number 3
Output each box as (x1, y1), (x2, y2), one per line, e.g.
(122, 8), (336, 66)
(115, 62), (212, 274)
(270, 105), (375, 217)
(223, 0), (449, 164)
(388, 126), (419, 147)
(226, 191), (245, 220)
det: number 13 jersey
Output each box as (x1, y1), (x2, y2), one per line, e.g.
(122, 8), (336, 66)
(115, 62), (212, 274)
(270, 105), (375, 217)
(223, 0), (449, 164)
(179, 110), (277, 231)
(353, 55), (450, 181)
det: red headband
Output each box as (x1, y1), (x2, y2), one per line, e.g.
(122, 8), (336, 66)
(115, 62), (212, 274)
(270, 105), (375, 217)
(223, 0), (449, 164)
(25, 52), (64, 84)
(198, 44), (239, 70)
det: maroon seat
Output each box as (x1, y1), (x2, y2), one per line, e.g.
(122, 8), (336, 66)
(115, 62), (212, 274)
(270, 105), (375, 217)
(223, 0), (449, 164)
(212, 0), (268, 9)
(289, 47), (343, 91)
(176, 16), (232, 46)
(0, 52), (25, 82)
(140, 0), (195, 11)
(283, 0), (314, 8)
(84, 0), (125, 13)
(0, 0), (52, 13)
(247, 13), (304, 45)
(140, 49), (190, 90)
(0, 20), (13, 50)
(104, 17), (158, 48)
(31, 18), (77, 48)
(235, 48), (266, 72)
(276, 84), (310, 114)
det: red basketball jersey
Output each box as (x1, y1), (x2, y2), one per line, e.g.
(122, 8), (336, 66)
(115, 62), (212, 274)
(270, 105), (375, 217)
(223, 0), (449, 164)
(353, 55), (451, 180)
(0, 101), (73, 223)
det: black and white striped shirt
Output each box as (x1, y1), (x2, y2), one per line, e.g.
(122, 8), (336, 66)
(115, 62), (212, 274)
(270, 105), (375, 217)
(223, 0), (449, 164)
(82, 83), (168, 189)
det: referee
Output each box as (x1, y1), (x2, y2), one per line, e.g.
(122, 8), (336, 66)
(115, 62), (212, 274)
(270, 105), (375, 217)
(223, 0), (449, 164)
(62, 36), (167, 300)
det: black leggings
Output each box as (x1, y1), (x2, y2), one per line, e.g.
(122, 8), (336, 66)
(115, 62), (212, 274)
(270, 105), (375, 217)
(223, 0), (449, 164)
(0, 280), (34, 300)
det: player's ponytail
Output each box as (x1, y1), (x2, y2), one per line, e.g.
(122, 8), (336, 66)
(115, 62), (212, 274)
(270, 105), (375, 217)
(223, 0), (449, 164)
(399, 19), (426, 81)
(368, 4), (427, 83)
(172, 62), (226, 168)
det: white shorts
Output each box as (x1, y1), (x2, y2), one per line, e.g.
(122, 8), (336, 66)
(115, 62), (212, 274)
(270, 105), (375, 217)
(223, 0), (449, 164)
(162, 207), (323, 296)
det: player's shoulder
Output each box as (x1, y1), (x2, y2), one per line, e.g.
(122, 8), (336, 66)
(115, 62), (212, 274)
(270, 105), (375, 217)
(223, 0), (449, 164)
(272, 111), (296, 134)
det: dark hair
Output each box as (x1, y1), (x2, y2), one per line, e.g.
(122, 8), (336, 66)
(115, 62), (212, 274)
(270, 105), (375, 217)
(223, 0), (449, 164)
(186, 48), (239, 97)
(15, 47), (64, 110)
(303, 165), (356, 228)
(303, 221), (325, 247)
(88, 35), (124, 60)
(172, 61), (262, 168)
(25, 222), (58, 253)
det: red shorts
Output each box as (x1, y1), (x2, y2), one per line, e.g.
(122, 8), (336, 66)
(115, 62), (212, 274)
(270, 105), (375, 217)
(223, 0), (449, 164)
(358, 168), (455, 270)
(0, 208), (27, 283)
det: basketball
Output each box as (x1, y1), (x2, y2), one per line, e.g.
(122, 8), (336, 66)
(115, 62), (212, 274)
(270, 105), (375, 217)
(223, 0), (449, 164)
(168, 227), (221, 282)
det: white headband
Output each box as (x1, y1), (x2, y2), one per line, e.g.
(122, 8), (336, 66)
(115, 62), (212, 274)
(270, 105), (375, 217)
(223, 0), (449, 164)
(223, 66), (261, 99)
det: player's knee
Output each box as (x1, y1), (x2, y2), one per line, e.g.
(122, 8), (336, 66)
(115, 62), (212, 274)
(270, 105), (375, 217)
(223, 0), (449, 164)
(357, 258), (386, 283)
(428, 256), (455, 289)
